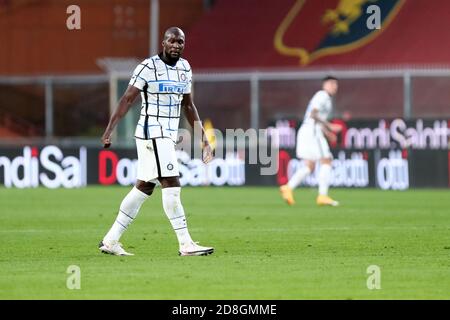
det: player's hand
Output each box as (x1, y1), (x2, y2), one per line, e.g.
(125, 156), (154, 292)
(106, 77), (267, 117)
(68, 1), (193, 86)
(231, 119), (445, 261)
(202, 143), (214, 164)
(323, 130), (337, 143)
(329, 123), (343, 133)
(102, 134), (112, 148)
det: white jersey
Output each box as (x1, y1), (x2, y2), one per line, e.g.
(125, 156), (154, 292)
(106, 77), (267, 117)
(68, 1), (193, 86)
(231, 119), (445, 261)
(129, 54), (193, 142)
(302, 90), (333, 128)
(296, 90), (334, 160)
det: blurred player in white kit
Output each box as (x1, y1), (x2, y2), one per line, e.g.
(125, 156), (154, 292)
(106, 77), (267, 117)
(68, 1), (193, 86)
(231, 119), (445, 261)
(280, 76), (342, 206)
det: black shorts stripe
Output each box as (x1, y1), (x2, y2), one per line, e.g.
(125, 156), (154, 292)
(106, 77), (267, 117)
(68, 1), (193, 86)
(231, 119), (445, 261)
(143, 116), (150, 139)
(152, 139), (162, 178)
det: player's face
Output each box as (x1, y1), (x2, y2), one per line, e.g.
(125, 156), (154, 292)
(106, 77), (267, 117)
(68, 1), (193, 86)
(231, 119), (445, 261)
(324, 80), (338, 96)
(163, 33), (185, 59)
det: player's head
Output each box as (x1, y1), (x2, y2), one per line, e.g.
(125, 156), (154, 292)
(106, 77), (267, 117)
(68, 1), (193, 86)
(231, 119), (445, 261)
(322, 76), (338, 96)
(162, 27), (185, 60)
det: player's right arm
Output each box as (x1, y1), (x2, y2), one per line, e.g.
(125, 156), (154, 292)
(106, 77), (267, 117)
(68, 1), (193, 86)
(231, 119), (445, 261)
(310, 109), (342, 133)
(101, 85), (140, 148)
(307, 91), (342, 134)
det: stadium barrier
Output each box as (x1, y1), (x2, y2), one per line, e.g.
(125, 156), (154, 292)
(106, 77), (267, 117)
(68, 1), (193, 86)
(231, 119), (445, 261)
(2, 69), (450, 139)
(0, 144), (448, 189)
(270, 117), (450, 189)
(1, 118), (448, 189)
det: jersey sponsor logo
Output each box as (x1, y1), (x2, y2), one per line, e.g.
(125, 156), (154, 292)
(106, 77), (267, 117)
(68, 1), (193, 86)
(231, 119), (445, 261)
(158, 82), (187, 93)
(274, 0), (405, 65)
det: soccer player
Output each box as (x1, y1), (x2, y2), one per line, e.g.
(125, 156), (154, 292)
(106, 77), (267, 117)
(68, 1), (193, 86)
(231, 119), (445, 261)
(280, 76), (342, 206)
(99, 27), (214, 256)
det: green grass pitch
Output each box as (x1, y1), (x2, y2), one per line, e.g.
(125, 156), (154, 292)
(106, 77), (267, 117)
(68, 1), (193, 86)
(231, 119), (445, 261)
(0, 186), (449, 299)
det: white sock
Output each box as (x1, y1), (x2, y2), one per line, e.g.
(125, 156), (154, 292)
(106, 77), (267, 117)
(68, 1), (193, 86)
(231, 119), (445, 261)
(162, 187), (193, 247)
(287, 166), (311, 189)
(318, 164), (332, 196)
(104, 186), (149, 242)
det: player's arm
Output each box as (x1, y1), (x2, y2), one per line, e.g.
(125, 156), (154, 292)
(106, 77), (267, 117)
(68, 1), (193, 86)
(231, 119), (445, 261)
(181, 93), (213, 164)
(310, 108), (341, 143)
(310, 109), (342, 133)
(101, 85), (140, 148)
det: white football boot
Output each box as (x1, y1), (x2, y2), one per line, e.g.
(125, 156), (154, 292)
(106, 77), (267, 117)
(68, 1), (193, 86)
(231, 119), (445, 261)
(179, 241), (214, 256)
(98, 240), (134, 256)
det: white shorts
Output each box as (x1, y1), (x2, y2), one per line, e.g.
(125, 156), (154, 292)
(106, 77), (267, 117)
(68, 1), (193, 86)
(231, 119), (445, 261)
(136, 138), (180, 182)
(296, 125), (333, 161)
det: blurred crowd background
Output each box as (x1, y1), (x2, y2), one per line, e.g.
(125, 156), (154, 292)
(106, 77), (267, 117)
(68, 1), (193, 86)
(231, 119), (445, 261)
(1, 0), (449, 142)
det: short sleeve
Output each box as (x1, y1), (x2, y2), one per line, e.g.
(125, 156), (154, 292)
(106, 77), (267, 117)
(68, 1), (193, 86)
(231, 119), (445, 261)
(129, 60), (152, 91)
(309, 91), (328, 111)
(185, 69), (193, 94)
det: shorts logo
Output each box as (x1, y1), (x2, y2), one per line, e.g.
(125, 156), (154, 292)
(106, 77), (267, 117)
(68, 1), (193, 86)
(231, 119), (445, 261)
(167, 163), (174, 171)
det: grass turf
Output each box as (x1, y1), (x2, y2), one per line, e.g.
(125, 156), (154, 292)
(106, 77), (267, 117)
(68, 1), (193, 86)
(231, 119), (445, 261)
(0, 186), (449, 299)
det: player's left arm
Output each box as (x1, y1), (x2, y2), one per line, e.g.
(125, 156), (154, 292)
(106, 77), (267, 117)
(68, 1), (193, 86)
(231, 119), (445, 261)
(181, 93), (213, 164)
